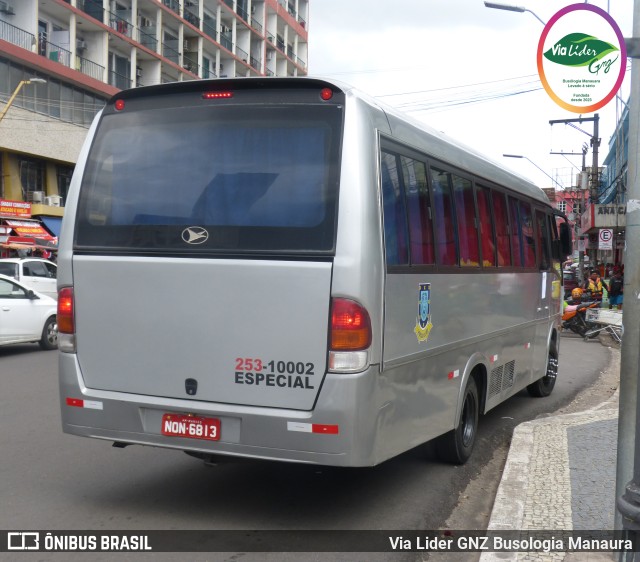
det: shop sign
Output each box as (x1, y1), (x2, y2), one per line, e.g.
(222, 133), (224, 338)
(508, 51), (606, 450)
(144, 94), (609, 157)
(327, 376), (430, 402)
(4, 220), (54, 240)
(594, 204), (626, 228)
(0, 199), (32, 218)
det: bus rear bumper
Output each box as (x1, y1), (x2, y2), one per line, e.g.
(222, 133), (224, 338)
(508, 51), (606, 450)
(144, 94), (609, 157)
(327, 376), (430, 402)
(59, 353), (380, 467)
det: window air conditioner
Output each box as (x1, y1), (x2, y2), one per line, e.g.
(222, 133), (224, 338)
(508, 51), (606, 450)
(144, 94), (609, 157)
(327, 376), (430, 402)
(0, 1), (15, 15)
(77, 39), (87, 50)
(44, 195), (62, 207)
(29, 191), (44, 203)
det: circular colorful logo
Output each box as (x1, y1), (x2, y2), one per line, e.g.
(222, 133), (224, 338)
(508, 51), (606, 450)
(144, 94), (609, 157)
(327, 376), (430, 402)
(537, 4), (626, 113)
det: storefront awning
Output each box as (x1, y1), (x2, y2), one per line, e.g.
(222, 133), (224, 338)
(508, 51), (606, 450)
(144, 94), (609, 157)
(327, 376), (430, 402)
(0, 219), (58, 250)
(5, 220), (55, 240)
(41, 216), (63, 237)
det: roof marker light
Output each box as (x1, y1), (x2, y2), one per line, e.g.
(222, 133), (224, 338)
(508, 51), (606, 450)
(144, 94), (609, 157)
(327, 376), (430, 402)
(202, 91), (234, 99)
(114, 99), (125, 111)
(320, 88), (333, 101)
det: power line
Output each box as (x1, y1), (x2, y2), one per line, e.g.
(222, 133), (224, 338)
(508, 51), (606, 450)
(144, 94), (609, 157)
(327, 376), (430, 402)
(376, 74), (541, 98)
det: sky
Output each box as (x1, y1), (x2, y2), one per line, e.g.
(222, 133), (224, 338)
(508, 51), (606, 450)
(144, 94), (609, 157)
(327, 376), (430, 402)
(306, 0), (634, 191)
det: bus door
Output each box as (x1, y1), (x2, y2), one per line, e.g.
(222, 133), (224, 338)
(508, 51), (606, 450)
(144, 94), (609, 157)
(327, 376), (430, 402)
(534, 209), (555, 374)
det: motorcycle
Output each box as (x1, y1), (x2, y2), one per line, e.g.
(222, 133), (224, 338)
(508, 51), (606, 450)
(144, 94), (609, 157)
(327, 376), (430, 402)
(562, 297), (600, 337)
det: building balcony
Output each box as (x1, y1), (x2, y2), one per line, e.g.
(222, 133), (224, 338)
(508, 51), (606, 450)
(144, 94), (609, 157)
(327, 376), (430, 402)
(162, 41), (180, 65)
(0, 18), (34, 51)
(76, 55), (105, 81)
(251, 17), (263, 33)
(109, 69), (132, 90)
(109, 9), (133, 38)
(203, 17), (217, 42)
(183, 53), (200, 75)
(77, 0), (105, 23)
(139, 27), (158, 51)
(183, 8), (200, 28)
(236, 45), (248, 63)
(0, 19), (106, 83)
(41, 39), (72, 68)
(220, 34), (233, 51)
(163, 0), (181, 16)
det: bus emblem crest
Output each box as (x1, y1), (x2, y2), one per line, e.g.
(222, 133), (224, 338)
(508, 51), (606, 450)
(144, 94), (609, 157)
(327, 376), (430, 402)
(415, 283), (433, 342)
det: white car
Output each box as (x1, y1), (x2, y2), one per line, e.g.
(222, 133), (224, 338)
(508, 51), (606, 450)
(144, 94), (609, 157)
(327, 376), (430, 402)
(0, 258), (58, 300)
(0, 274), (58, 350)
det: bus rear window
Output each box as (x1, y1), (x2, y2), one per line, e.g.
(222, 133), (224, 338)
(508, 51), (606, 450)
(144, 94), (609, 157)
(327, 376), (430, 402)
(75, 104), (343, 255)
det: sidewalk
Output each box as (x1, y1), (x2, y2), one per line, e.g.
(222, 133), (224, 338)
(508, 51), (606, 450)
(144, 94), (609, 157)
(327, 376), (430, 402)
(480, 342), (620, 562)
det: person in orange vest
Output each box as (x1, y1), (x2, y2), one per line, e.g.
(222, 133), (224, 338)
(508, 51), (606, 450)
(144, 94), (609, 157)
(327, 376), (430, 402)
(583, 271), (608, 301)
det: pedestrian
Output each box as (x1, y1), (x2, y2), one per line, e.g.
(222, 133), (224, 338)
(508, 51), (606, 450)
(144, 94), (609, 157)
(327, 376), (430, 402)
(583, 270), (608, 302)
(608, 267), (623, 310)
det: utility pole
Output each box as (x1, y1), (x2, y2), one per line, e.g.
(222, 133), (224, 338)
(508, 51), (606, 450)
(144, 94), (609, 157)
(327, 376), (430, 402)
(616, 0), (640, 550)
(549, 115), (600, 278)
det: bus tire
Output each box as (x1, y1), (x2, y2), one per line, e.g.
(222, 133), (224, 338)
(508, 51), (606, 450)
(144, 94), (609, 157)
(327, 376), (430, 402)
(437, 377), (478, 465)
(527, 343), (558, 397)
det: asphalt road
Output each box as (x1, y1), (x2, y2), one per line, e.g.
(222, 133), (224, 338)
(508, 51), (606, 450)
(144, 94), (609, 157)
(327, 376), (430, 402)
(0, 336), (611, 562)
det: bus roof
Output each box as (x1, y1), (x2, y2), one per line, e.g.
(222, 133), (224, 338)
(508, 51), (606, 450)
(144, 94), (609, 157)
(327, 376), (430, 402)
(109, 76), (550, 206)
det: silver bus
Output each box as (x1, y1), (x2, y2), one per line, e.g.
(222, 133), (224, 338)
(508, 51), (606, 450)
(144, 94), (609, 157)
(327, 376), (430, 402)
(58, 77), (572, 467)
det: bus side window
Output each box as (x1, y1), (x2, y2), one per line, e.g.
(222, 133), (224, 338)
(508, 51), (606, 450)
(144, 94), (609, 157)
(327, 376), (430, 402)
(536, 210), (551, 270)
(549, 214), (562, 261)
(492, 190), (512, 266)
(477, 185), (497, 267)
(509, 197), (524, 267)
(452, 174), (479, 267)
(430, 168), (457, 266)
(401, 156), (435, 265)
(519, 201), (536, 268)
(381, 151), (409, 265)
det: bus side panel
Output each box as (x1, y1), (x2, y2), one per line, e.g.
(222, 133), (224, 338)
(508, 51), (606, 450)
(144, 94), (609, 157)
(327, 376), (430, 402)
(380, 272), (540, 446)
(330, 95), (391, 368)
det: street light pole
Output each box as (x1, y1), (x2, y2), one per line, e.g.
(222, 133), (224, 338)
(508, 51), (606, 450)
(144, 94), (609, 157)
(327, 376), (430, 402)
(0, 78), (47, 124)
(483, 2), (546, 25)
(502, 153), (564, 189)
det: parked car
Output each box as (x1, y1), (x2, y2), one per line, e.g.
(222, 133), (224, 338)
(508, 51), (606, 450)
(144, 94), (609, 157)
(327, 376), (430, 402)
(562, 269), (579, 299)
(0, 258), (57, 300)
(0, 274), (57, 350)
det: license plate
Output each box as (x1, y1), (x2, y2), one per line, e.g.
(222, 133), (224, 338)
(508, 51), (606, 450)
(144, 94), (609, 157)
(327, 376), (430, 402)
(161, 413), (221, 441)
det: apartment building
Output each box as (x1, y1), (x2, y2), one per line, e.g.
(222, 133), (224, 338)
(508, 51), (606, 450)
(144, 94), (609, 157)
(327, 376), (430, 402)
(0, 0), (308, 254)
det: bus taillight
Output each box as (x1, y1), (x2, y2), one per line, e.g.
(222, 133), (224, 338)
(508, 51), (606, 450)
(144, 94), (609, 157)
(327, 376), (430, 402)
(202, 91), (234, 100)
(58, 287), (76, 353)
(329, 298), (371, 373)
(330, 298), (371, 350)
(320, 88), (333, 101)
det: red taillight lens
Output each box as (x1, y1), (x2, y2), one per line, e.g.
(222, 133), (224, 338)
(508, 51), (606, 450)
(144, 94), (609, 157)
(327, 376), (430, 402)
(114, 99), (125, 111)
(58, 287), (75, 334)
(330, 298), (372, 351)
(202, 91), (234, 99)
(320, 88), (333, 101)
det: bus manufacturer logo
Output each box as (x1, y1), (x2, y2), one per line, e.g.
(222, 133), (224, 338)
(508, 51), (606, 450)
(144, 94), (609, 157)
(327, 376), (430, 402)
(414, 283), (433, 343)
(181, 226), (209, 244)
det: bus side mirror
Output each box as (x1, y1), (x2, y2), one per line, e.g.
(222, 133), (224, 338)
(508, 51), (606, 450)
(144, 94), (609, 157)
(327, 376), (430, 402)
(559, 222), (573, 258)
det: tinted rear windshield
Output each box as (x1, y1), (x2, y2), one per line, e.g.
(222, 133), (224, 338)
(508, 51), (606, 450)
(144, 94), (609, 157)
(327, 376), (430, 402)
(0, 262), (18, 277)
(75, 102), (343, 255)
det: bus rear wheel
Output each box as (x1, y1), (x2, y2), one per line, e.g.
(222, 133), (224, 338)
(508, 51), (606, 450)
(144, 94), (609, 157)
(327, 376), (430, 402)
(527, 344), (558, 397)
(437, 377), (478, 465)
